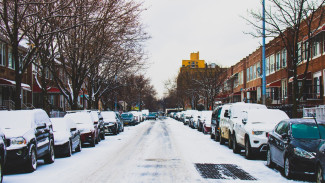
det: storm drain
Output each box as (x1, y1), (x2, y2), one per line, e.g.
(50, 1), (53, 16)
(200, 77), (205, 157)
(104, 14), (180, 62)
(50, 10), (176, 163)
(195, 164), (257, 180)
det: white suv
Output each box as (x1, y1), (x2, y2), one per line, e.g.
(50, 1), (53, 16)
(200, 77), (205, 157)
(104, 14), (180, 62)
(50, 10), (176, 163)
(219, 102), (267, 148)
(231, 109), (289, 159)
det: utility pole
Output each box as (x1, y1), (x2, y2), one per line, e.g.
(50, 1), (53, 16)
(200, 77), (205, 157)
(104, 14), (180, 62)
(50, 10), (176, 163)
(262, 0), (266, 105)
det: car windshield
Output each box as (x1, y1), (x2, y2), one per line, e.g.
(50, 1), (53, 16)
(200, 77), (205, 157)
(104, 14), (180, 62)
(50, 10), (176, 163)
(292, 123), (325, 139)
(0, 111), (33, 129)
(51, 119), (68, 131)
(121, 113), (132, 118)
(149, 113), (156, 116)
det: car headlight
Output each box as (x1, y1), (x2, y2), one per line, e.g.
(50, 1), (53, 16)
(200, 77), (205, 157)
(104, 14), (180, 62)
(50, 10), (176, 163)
(252, 131), (264, 135)
(294, 147), (315, 159)
(11, 137), (26, 145)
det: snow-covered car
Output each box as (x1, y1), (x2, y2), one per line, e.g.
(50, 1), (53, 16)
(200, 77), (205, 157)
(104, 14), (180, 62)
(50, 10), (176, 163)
(211, 106), (222, 140)
(219, 102), (267, 148)
(130, 111), (141, 124)
(101, 111), (123, 135)
(89, 111), (105, 141)
(0, 109), (55, 172)
(65, 112), (97, 147)
(121, 113), (136, 126)
(232, 109), (289, 158)
(146, 112), (158, 120)
(183, 110), (198, 125)
(189, 111), (200, 128)
(51, 118), (82, 157)
(201, 111), (213, 134)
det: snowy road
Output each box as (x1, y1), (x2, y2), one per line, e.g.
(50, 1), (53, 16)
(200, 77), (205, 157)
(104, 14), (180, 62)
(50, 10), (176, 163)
(5, 118), (314, 183)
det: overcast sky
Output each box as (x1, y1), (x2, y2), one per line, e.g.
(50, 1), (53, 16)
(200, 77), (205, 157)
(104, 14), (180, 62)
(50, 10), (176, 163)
(139, 0), (262, 98)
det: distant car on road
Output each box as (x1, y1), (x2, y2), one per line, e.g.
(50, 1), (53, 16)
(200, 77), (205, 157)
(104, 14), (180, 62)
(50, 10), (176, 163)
(121, 113), (137, 126)
(51, 118), (82, 157)
(0, 109), (55, 172)
(146, 112), (158, 120)
(101, 111), (123, 135)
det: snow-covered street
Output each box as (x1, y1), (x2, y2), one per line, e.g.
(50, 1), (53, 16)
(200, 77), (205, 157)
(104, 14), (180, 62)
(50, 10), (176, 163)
(4, 118), (314, 183)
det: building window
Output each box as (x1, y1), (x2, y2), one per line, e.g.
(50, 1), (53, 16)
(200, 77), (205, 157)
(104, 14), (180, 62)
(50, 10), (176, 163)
(281, 79), (287, 99)
(8, 48), (14, 69)
(253, 64), (256, 79)
(297, 42), (302, 63)
(312, 40), (320, 58)
(276, 52), (281, 70)
(247, 68), (250, 81)
(0, 43), (5, 66)
(266, 57), (270, 76)
(270, 54), (275, 74)
(250, 66), (253, 81)
(303, 42), (309, 61)
(256, 62), (261, 77)
(282, 49), (287, 67)
(46, 68), (49, 79)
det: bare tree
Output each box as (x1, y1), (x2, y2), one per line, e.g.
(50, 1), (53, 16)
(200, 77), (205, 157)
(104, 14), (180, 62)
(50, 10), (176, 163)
(245, 0), (325, 117)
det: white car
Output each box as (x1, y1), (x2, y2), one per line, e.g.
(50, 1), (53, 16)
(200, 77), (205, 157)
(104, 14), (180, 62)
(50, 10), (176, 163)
(183, 110), (198, 125)
(101, 111), (122, 135)
(232, 109), (289, 159)
(219, 102), (267, 148)
(51, 118), (82, 157)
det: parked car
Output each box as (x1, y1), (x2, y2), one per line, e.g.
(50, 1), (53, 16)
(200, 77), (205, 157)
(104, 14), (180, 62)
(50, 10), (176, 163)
(146, 112), (158, 120)
(121, 113), (137, 126)
(0, 129), (6, 182)
(89, 111), (105, 141)
(201, 111), (213, 134)
(130, 111), (141, 124)
(219, 102), (267, 148)
(266, 118), (325, 178)
(65, 112), (97, 147)
(216, 104), (232, 144)
(0, 109), (55, 172)
(183, 110), (197, 125)
(189, 111), (200, 128)
(232, 109), (289, 158)
(211, 106), (222, 140)
(316, 140), (325, 183)
(51, 118), (82, 157)
(101, 111), (122, 135)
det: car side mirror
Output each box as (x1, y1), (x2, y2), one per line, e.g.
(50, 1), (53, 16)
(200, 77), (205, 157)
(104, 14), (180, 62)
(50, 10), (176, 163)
(70, 128), (77, 132)
(281, 133), (289, 139)
(242, 118), (247, 125)
(224, 111), (230, 118)
(36, 123), (46, 129)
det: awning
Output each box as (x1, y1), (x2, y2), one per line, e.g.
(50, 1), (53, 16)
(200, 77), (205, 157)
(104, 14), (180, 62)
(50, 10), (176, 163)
(266, 80), (281, 88)
(288, 72), (312, 83)
(0, 78), (31, 91)
(33, 84), (60, 93)
(302, 25), (325, 42)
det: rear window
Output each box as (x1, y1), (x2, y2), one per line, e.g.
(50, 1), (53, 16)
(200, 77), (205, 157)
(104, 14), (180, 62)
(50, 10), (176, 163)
(291, 123), (325, 139)
(121, 114), (132, 118)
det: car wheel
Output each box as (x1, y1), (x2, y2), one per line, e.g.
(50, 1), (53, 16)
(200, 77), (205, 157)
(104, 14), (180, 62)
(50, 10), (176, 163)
(210, 133), (215, 139)
(219, 131), (225, 145)
(0, 157), (2, 183)
(232, 134), (240, 153)
(95, 134), (99, 144)
(65, 141), (72, 157)
(44, 141), (55, 164)
(215, 130), (220, 141)
(266, 148), (275, 168)
(25, 145), (37, 172)
(101, 131), (106, 140)
(245, 138), (252, 159)
(228, 133), (233, 149)
(75, 138), (82, 152)
(284, 157), (293, 179)
(317, 165), (325, 183)
(90, 137), (96, 147)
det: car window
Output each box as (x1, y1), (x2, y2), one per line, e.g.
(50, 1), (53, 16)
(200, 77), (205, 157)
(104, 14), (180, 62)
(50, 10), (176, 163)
(292, 123), (325, 139)
(275, 121), (288, 135)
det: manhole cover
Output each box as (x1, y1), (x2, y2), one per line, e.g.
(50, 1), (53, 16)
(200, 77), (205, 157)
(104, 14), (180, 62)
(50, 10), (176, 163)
(195, 164), (257, 180)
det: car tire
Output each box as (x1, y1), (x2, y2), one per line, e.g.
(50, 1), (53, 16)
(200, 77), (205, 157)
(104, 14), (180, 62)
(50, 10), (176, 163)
(65, 141), (72, 157)
(101, 132), (105, 140)
(232, 134), (240, 153)
(219, 131), (225, 145)
(228, 133), (233, 149)
(95, 134), (99, 144)
(44, 141), (55, 164)
(210, 133), (215, 139)
(0, 157), (3, 183)
(245, 138), (252, 159)
(25, 145), (37, 173)
(284, 157), (293, 179)
(75, 138), (82, 152)
(317, 165), (325, 183)
(266, 148), (275, 168)
(90, 137), (96, 147)
(215, 130), (220, 141)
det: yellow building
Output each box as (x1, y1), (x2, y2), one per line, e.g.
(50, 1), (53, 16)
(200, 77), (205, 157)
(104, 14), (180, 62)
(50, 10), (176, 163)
(182, 52), (205, 69)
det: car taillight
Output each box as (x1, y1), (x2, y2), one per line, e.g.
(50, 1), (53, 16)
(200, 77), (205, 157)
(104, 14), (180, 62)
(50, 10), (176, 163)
(266, 132), (269, 138)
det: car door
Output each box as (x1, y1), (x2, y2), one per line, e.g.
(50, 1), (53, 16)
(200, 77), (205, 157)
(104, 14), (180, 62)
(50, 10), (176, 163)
(68, 119), (78, 149)
(35, 111), (50, 156)
(269, 121), (288, 166)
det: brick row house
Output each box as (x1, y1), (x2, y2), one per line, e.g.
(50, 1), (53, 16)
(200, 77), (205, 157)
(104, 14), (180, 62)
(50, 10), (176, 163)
(0, 35), (88, 111)
(218, 22), (325, 109)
